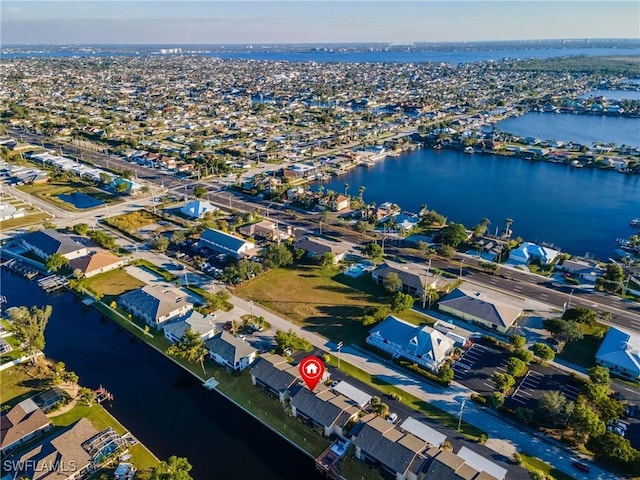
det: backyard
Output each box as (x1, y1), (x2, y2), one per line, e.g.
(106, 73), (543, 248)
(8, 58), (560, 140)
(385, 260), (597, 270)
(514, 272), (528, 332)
(84, 268), (145, 303)
(235, 264), (433, 345)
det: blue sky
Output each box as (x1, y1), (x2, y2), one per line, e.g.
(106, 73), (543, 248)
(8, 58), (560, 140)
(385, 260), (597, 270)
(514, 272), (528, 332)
(2, 1), (639, 45)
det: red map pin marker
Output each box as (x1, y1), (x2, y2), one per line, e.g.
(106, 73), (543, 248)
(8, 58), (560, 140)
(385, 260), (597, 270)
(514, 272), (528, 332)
(299, 356), (325, 392)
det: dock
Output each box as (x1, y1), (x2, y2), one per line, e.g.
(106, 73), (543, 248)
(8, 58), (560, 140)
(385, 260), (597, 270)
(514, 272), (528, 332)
(1, 259), (40, 279)
(203, 377), (219, 390)
(95, 385), (114, 403)
(37, 275), (69, 292)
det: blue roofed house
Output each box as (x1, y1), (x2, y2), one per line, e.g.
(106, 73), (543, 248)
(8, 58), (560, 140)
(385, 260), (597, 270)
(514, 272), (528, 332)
(120, 284), (193, 327)
(197, 228), (255, 259)
(509, 242), (559, 266)
(21, 229), (87, 261)
(366, 316), (454, 372)
(180, 199), (219, 219)
(206, 331), (257, 371)
(163, 310), (218, 343)
(596, 326), (640, 381)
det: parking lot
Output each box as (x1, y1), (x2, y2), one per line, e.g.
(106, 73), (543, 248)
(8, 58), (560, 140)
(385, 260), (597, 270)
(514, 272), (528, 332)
(452, 342), (512, 395)
(508, 367), (582, 410)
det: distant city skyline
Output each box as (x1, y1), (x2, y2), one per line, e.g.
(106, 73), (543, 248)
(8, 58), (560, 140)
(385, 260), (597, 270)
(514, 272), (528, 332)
(2, 1), (639, 45)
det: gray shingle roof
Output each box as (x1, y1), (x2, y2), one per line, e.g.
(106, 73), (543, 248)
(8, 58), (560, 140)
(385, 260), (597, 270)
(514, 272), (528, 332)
(439, 288), (522, 329)
(22, 229), (85, 257)
(289, 385), (345, 428)
(352, 423), (422, 476)
(120, 284), (191, 322)
(250, 356), (298, 393)
(294, 237), (349, 256)
(206, 331), (256, 365)
(163, 310), (216, 339)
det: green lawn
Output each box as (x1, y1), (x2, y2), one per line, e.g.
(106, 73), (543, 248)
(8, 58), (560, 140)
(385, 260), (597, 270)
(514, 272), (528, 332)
(133, 259), (177, 282)
(84, 268), (145, 301)
(520, 452), (576, 480)
(0, 335), (25, 363)
(324, 354), (485, 442)
(340, 454), (385, 480)
(0, 362), (52, 407)
(235, 265), (434, 345)
(105, 210), (159, 233)
(558, 323), (606, 368)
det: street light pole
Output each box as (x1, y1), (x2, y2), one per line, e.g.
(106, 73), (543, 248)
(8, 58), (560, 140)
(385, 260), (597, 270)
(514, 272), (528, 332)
(457, 399), (466, 431)
(336, 341), (343, 369)
(459, 258), (465, 279)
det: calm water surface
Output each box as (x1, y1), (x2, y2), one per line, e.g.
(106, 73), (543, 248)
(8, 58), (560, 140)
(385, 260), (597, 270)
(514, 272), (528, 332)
(321, 148), (640, 260)
(0, 270), (319, 480)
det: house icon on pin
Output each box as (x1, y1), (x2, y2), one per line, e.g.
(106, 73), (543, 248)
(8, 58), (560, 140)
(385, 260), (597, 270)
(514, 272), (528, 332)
(305, 362), (319, 375)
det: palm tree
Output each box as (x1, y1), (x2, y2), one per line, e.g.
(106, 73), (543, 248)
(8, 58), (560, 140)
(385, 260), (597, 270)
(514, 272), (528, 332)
(358, 185), (366, 201)
(344, 183), (350, 196)
(504, 218), (513, 238)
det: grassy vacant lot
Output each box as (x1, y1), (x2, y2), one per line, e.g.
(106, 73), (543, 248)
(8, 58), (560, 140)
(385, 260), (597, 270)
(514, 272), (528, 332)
(235, 265), (433, 345)
(0, 212), (53, 231)
(0, 362), (52, 407)
(106, 210), (159, 233)
(558, 323), (606, 368)
(519, 452), (575, 480)
(84, 268), (145, 303)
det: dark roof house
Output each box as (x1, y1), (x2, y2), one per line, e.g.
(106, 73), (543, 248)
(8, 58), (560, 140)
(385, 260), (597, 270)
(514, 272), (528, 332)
(250, 353), (300, 402)
(206, 331), (257, 371)
(0, 400), (52, 453)
(21, 229), (87, 260)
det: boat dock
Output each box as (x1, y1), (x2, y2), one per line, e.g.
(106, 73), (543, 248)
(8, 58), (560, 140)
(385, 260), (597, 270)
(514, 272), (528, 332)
(37, 275), (69, 292)
(95, 385), (114, 403)
(1, 259), (39, 279)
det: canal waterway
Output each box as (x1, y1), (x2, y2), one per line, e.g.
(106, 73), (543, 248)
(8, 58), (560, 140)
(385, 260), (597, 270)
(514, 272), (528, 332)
(320, 147), (640, 260)
(496, 112), (640, 148)
(0, 270), (320, 480)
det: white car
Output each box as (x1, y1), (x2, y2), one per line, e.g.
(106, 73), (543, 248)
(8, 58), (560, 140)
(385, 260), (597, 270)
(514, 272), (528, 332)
(387, 413), (398, 423)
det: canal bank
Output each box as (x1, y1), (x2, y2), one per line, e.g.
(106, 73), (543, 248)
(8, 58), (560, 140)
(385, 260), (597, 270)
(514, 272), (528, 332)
(0, 269), (323, 480)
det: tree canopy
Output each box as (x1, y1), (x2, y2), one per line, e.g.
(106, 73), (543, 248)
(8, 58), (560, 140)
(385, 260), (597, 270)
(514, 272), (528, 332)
(274, 329), (312, 355)
(7, 305), (53, 364)
(45, 252), (69, 272)
(166, 329), (208, 373)
(150, 456), (194, 480)
(261, 243), (293, 269)
(440, 223), (468, 247)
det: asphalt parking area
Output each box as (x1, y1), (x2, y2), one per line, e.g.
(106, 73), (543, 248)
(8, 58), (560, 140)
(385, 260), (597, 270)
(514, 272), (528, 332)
(453, 342), (512, 395)
(506, 363), (583, 410)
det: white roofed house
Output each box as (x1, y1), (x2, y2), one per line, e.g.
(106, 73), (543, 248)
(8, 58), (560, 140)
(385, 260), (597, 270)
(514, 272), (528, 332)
(509, 241), (559, 266)
(197, 228), (255, 259)
(367, 315), (454, 372)
(120, 284), (193, 327)
(163, 310), (218, 343)
(596, 326), (640, 381)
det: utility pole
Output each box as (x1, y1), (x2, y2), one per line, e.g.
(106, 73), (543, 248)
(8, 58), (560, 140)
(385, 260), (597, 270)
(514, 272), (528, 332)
(457, 399), (466, 431)
(422, 258), (432, 309)
(336, 341), (343, 369)
(459, 258), (465, 279)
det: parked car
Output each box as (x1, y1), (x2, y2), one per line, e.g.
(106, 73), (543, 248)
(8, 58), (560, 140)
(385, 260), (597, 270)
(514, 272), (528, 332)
(222, 321), (233, 331)
(250, 324), (264, 332)
(387, 413), (398, 423)
(571, 462), (590, 474)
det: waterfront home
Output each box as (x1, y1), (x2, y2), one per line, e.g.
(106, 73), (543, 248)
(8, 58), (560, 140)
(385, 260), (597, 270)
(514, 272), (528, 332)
(557, 258), (601, 283)
(398, 417), (446, 449)
(120, 284), (193, 327)
(352, 414), (428, 480)
(6, 418), (126, 480)
(509, 242), (559, 266)
(596, 326), (640, 381)
(371, 261), (439, 297)
(380, 211), (420, 234)
(250, 353), (300, 403)
(180, 199), (218, 219)
(421, 447), (500, 480)
(294, 237), (350, 263)
(0, 399), (52, 454)
(238, 219), (293, 241)
(21, 229), (88, 261)
(319, 194), (351, 212)
(288, 385), (359, 438)
(366, 316), (454, 373)
(205, 331), (257, 371)
(197, 228), (255, 260)
(68, 250), (125, 278)
(438, 287), (523, 333)
(163, 311), (218, 344)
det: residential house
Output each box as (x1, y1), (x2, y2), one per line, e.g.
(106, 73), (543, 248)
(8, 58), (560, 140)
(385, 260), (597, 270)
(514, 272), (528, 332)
(509, 242), (559, 266)
(120, 284), (193, 327)
(250, 353), (300, 403)
(68, 250), (125, 278)
(289, 385), (360, 438)
(596, 326), (640, 381)
(206, 331), (257, 371)
(294, 237), (350, 263)
(381, 212), (420, 233)
(557, 258), (601, 283)
(438, 287), (523, 333)
(372, 261), (439, 297)
(352, 415), (428, 480)
(0, 337), (12, 354)
(163, 310), (218, 343)
(197, 228), (255, 259)
(6, 418), (120, 480)
(1, 399), (52, 454)
(319, 194), (351, 212)
(238, 219), (293, 241)
(180, 199), (218, 219)
(367, 316), (454, 372)
(420, 447), (500, 480)
(21, 229), (87, 261)
(112, 178), (143, 194)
